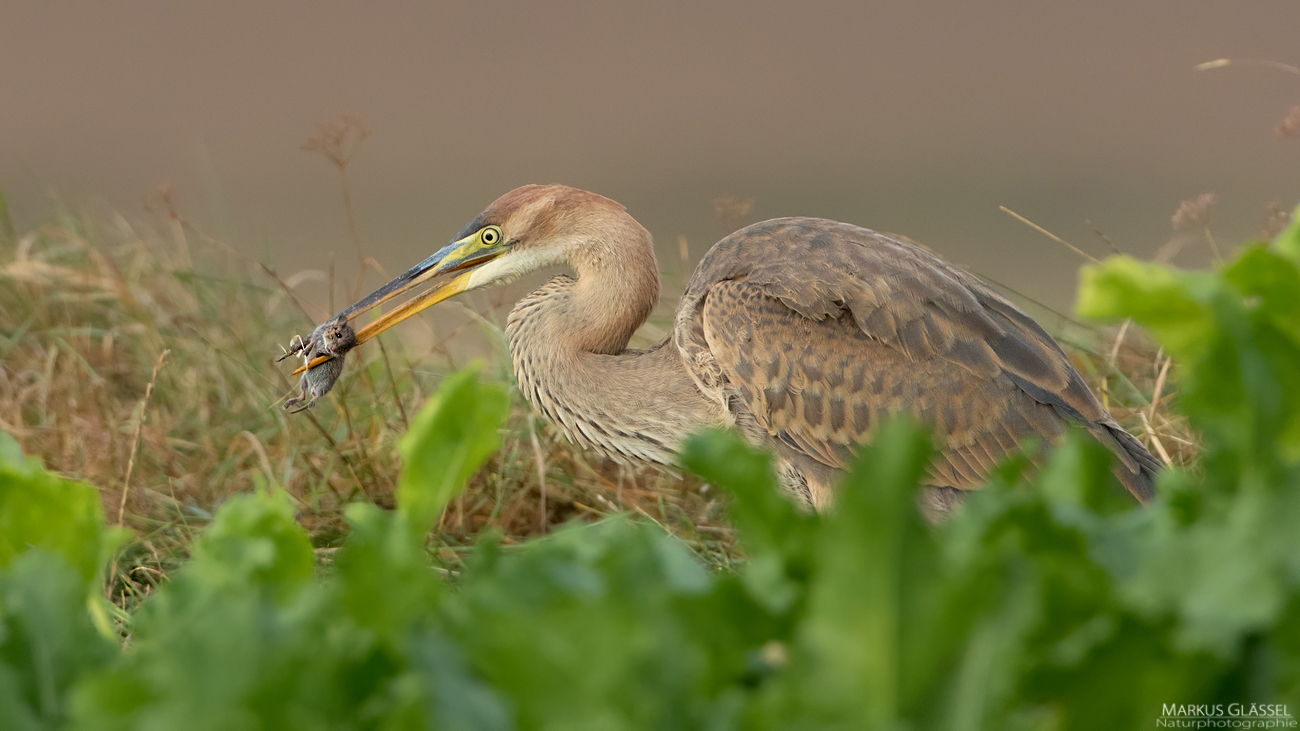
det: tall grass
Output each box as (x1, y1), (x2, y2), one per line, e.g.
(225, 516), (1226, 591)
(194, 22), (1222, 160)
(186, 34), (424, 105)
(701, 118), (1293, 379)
(0, 167), (1213, 613)
(0, 198), (735, 614)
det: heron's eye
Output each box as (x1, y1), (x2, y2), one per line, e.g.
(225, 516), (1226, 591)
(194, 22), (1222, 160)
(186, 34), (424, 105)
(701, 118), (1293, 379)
(480, 226), (501, 245)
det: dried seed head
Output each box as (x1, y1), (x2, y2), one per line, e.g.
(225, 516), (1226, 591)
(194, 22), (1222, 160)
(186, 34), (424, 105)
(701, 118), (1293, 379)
(713, 195), (756, 235)
(302, 116), (371, 170)
(1172, 193), (1218, 231)
(1265, 200), (1293, 241)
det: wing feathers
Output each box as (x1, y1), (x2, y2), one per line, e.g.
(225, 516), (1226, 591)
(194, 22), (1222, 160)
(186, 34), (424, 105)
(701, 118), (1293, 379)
(678, 217), (1159, 503)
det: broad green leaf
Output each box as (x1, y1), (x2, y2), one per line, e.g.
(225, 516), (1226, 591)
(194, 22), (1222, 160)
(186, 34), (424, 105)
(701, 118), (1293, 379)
(398, 365), (510, 534)
(407, 630), (513, 731)
(335, 502), (441, 637)
(751, 418), (968, 728)
(0, 552), (117, 730)
(0, 448), (106, 584)
(0, 431), (35, 472)
(1076, 256), (1216, 356)
(1223, 246), (1300, 345)
(804, 418), (942, 723)
(681, 429), (817, 619)
(186, 485), (315, 603)
(447, 517), (741, 729)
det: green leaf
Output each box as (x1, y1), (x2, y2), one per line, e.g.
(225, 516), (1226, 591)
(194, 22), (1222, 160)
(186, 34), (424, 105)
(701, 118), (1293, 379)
(0, 431), (34, 472)
(447, 517), (743, 729)
(0, 448), (106, 585)
(398, 365), (510, 535)
(0, 552), (117, 730)
(1076, 256), (1216, 356)
(185, 485), (315, 603)
(1223, 246), (1300, 345)
(335, 503), (442, 638)
(680, 428), (813, 561)
(803, 418), (942, 722)
(751, 418), (974, 728)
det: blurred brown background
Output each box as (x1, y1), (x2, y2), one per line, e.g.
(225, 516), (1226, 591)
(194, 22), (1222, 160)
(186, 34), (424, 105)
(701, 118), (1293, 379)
(2, 0), (1297, 319)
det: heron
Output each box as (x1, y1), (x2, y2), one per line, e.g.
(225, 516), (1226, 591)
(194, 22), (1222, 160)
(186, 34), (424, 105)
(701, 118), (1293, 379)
(302, 184), (1159, 515)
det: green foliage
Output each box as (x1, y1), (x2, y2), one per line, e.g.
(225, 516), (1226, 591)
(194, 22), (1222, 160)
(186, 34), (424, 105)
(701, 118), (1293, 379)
(3, 210), (1300, 728)
(0, 432), (117, 584)
(398, 364), (510, 535)
(0, 436), (119, 731)
(1074, 224), (1300, 671)
(184, 486), (316, 603)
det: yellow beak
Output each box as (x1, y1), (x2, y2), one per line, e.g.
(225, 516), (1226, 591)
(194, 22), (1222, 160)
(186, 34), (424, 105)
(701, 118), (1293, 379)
(290, 234), (502, 375)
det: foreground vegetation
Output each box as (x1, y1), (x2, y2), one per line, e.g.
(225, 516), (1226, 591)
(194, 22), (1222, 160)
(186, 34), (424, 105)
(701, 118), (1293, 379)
(1, 190), (1297, 728)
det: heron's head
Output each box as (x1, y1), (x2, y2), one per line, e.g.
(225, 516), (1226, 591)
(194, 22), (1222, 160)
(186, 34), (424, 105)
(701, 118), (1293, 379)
(338, 184), (646, 346)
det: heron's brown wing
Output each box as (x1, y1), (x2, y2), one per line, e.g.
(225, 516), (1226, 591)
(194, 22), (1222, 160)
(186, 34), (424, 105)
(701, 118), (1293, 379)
(676, 218), (1157, 500)
(699, 279), (1065, 491)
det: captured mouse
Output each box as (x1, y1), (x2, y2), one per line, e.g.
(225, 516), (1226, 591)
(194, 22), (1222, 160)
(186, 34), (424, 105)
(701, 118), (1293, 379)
(281, 316), (357, 413)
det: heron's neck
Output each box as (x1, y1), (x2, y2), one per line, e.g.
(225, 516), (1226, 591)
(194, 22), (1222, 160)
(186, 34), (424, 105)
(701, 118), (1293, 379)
(554, 220), (660, 355)
(504, 224), (719, 465)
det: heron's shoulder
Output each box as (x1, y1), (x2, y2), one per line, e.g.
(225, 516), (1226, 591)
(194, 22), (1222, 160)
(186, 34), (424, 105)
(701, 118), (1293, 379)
(684, 216), (975, 300)
(723, 216), (891, 251)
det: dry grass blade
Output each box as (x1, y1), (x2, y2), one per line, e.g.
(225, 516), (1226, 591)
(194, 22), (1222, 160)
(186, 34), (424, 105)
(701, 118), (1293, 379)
(1108, 320), (1132, 369)
(528, 413), (548, 534)
(1147, 355), (1172, 422)
(239, 430), (277, 486)
(118, 350), (169, 525)
(998, 206), (1102, 264)
(1139, 411), (1175, 467)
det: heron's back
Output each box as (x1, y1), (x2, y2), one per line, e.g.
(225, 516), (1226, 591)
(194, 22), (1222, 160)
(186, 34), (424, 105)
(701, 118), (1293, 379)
(673, 217), (1158, 509)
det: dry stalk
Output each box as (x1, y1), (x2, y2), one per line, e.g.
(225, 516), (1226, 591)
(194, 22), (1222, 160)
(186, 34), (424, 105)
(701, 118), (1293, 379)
(118, 350), (169, 525)
(1147, 355), (1172, 422)
(1139, 411), (1174, 467)
(1085, 220), (1124, 256)
(1107, 320), (1132, 369)
(302, 118), (406, 426)
(302, 116), (371, 301)
(1100, 319), (1133, 410)
(528, 412), (548, 534)
(999, 206), (1101, 264)
(376, 337), (410, 428)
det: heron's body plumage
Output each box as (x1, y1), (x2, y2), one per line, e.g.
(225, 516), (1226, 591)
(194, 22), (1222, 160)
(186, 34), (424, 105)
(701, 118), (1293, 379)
(675, 217), (1158, 511)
